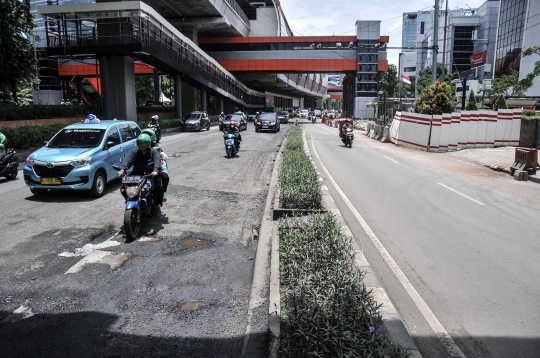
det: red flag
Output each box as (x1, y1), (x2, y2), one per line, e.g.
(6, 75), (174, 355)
(401, 73), (411, 85)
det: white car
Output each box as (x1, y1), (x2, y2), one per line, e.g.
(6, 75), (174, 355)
(299, 109), (309, 118)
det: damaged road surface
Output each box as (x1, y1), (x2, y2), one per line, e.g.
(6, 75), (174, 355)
(0, 125), (288, 357)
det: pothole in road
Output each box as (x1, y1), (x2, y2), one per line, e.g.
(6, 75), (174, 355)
(180, 301), (200, 311)
(180, 237), (213, 248)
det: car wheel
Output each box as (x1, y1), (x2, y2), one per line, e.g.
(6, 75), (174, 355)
(90, 171), (106, 198)
(30, 188), (48, 196)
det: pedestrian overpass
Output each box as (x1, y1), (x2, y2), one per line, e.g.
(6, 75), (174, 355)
(38, 1), (385, 119)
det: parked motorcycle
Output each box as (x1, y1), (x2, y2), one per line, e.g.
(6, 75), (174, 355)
(342, 127), (354, 148)
(113, 164), (155, 240)
(224, 132), (238, 158)
(0, 148), (18, 180)
(148, 116), (161, 143)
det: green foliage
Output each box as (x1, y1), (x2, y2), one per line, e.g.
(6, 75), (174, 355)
(378, 64), (398, 97)
(279, 127), (322, 210)
(413, 80), (456, 114)
(465, 90), (479, 111)
(494, 95), (507, 110)
(396, 78), (415, 98)
(0, 0), (37, 103)
(1, 124), (65, 149)
(136, 118), (182, 130)
(522, 109), (540, 120)
(279, 213), (408, 358)
(0, 104), (99, 121)
(135, 76), (153, 105)
(416, 63), (458, 96)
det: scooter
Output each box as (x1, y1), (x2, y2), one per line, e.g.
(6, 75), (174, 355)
(113, 164), (155, 240)
(342, 128), (354, 148)
(224, 132), (238, 158)
(311, 114), (316, 124)
(0, 148), (18, 180)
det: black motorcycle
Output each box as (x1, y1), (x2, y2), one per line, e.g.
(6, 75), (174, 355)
(0, 148), (18, 180)
(148, 121), (161, 143)
(342, 128), (354, 148)
(113, 164), (155, 240)
(312, 115), (316, 124)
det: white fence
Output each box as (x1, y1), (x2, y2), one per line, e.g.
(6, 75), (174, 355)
(388, 109), (522, 152)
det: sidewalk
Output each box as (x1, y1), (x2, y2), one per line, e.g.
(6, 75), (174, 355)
(445, 146), (540, 184)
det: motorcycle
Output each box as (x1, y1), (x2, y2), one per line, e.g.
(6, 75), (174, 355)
(342, 127), (354, 148)
(147, 121), (161, 143)
(311, 114), (316, 124)
(113, 164), (155, 240)
(0, 148), (18, 180)
(224, 132), (238, 158)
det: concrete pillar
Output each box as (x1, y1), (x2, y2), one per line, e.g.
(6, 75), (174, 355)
(219, 96), (224, 114)
(201, 87), (207, 112)
(174, 73), (182, 119)
(153, 68), (160, 104)
(300, 98), (304, 110)
(98, 54), (136, 120)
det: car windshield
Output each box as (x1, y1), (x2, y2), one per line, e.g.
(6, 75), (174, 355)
(225, 115), (243, 121)
(184, 113), (201, 120)
(277, 111), (288, 115)
(260, 113), (276, 120)
(47, 128), (106, 148)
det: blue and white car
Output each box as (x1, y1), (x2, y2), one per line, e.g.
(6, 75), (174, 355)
(24, 120), (141, 197)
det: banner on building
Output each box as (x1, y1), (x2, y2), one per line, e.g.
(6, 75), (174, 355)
(470, 51), (487, 68)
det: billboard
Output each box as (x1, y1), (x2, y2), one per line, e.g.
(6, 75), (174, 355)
(470, 51), (487, 68)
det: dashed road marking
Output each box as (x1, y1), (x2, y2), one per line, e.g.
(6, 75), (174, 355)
(438, 183), (486, 206)
(383, 155), (399, 163)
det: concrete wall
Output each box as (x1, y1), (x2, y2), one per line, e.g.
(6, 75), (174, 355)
(249, 8), (278, 36)
(32, 90), (63, 105)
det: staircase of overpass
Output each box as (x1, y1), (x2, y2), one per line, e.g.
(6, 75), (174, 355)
(38, 0), (365, 112)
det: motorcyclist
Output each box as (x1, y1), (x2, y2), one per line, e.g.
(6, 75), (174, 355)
(141, 128), (169, 200)
(255, 112), (260, 121)
(149, 115), (161, 142)
(224, 120), (241, 151)
(84, 113), (101, 124)
(340, 119), (354, 141)
(116, 133), (164, 218)
(219, 112), (225, 122)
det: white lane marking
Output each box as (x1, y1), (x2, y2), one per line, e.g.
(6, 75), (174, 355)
(58, 231), (121, 257)
(456, 160), (472, 165)
(383, 155), (399, 163)
(309, 132), (466, 358)
(438, 183), (485, 206)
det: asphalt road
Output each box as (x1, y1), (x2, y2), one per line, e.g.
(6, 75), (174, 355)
(0, 122), (289, 357)
(305, 122), (540, 358)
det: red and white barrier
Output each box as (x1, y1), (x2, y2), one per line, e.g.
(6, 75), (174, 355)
(389, 110), (522, 152)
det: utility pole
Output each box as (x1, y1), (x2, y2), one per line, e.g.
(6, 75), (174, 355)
(431, 0), (440, 85)
(441, 0), (448, 82)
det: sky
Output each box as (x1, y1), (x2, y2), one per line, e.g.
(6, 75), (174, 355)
(279, 0), (490, 69)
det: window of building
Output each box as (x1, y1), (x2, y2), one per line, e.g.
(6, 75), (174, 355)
(420, 22), (425, 34)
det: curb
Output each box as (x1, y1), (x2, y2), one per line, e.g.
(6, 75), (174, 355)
(303, 129), (423, 358)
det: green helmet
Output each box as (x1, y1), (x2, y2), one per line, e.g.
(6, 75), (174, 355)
(136, 133), (151, 147)
(141, 128), (156, 143)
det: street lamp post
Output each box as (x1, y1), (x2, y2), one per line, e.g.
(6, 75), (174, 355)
(378, 90), (387, 125)
(33, 35), (42, 104)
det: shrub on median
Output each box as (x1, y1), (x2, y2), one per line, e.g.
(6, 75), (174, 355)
(0, 104), (99, 121)
(279, 126), (322, 209)
(279, 213), (408, 357)
(1, 124), (66, 149)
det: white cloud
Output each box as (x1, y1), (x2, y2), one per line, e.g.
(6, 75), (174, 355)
(279, 0), (490, 69)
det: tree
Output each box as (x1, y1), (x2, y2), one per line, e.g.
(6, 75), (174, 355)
(0, 0), (36, 104)
(413, 80), (455, 115)
(465, 90), (478, 111)
(416, 63), (459, 95)
(135, 76), (153, 105)
(378, 64), (398, 97)
(494, 95), (507, 110)
(485, 47), (540, 104)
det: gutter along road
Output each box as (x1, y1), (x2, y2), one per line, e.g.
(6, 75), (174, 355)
(305, 123), (540, 358)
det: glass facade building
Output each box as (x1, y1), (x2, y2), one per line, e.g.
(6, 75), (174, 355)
(402, 13), (418, 51)
(494, 0), (528, 77)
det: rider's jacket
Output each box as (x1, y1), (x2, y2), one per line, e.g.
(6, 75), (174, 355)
(122, 148), (161, 175)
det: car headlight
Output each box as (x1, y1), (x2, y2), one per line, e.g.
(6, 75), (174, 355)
(70, 156), (92, 167)
(26, 157), (35, 167)
(126, 186), (140, 198)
